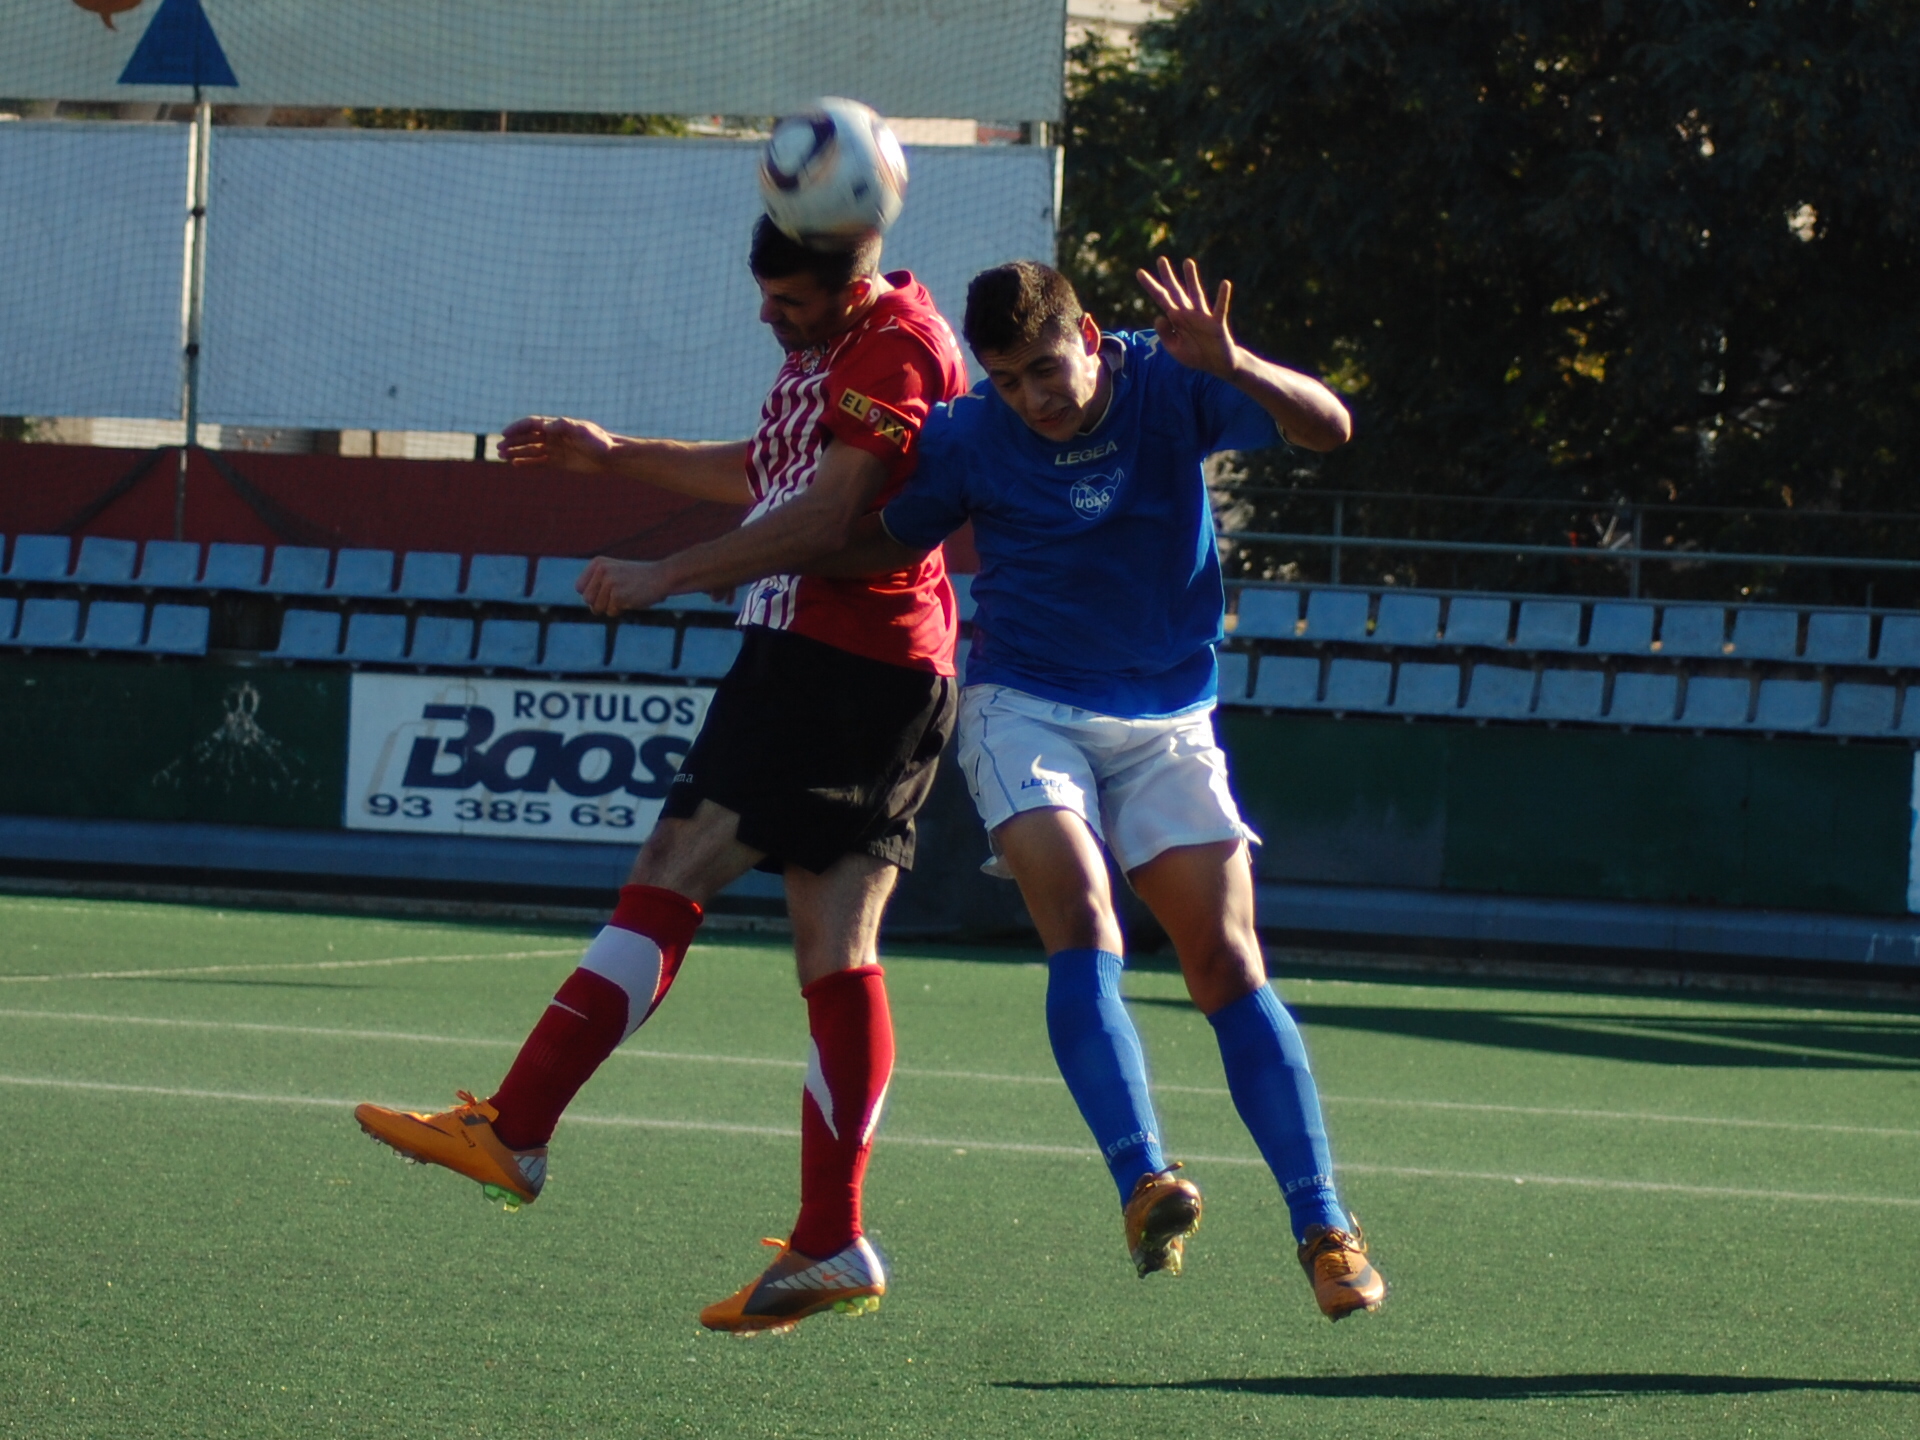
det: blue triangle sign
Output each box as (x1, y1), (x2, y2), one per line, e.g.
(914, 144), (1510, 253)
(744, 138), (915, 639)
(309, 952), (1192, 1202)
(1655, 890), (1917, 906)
(119, 0), (238, 88)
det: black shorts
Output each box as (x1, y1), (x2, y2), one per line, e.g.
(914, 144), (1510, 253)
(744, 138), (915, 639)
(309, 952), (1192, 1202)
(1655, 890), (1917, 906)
(660, 626), (956, 874)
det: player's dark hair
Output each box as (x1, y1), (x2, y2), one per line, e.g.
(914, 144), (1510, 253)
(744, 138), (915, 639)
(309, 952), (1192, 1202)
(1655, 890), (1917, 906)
(963, 261), (1085, 355)
(749, 214), (882, 293)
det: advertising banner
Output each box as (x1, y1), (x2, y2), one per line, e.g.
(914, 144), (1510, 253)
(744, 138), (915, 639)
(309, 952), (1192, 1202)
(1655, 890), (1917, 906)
(345, 673), (709, 844)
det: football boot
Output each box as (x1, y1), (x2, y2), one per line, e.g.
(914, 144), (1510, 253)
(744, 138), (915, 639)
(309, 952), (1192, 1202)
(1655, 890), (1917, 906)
(1297, 1215), (1386, 1320)
(699, 1236), (886, 1335)
(353, 1090), (547, 1210)
(1123, 1163), (1204, 1277)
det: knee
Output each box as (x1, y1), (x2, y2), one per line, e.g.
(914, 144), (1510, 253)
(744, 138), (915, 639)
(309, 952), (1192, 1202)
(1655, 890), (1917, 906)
(1182, 937), (1267, 1015)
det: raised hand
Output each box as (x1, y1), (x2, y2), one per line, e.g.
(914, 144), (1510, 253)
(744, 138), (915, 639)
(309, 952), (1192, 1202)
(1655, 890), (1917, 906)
(1135, 256), (1239, 380)
(497, 415), (617, 474)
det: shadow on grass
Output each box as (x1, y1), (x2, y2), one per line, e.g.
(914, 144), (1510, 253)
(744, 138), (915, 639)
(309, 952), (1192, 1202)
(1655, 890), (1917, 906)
(996, 1372), (1920, 1400)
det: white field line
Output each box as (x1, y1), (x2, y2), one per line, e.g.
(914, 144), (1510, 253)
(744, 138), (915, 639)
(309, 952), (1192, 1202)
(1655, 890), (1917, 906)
(0, 949), (576, 985)
(2, 1005), (1915, 1142)
(1, 1071), (1916, 1210)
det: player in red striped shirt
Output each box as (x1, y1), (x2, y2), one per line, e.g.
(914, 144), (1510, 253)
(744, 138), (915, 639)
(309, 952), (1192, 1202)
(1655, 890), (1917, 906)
(354, 216), (967, 1334)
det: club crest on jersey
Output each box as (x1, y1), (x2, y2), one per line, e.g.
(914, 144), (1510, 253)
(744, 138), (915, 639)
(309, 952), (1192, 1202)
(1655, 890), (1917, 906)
(1069, 468), (1124, 518)
(838, 388), (911, 449)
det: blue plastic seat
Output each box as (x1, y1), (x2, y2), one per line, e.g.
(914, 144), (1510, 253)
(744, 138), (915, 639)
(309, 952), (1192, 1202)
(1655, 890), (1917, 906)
(1234, 588), (1300, 639)
(955, 637), (971, 685)
(14, 597), (80, 646)
(73, 537), (138, 586)
(1301, 590), (1370, 644)
(137, 540), (201, 587)
(396, 551), (463, 601)
(1536, 669), (1604, 722)
(265, 546), (332, 595)
(1727, 608), (1798, 661)
(540, 621), (609, 672)
(407, 615), (475, 667)
(268, 609), (342, 660)
(610, 624), (676, 673)
(1515, 600), (1582, 652)
(1609, 671), (1679, 725)
(464, 554), (530, 603)
(6, 534), (71, 581)
(200, 542), (267, 590)
(475, 618), (540, 669)
(1753, 678), (1822, 732)
(1442, 597), (1511, 648)
(678, 627), (745, 678)
(1216, 650), (1251, 702)
(1391, 661), (1461, 714)
(1872, 614), (1920, 667)
(78, 600), (147, 651)
(1898, 688), (1920, 738)
(952, 572), (978, 622)
(1658, 605), (1727, 658)
(146, 604), (210, 655)
(1321, 658), (1392, 710)
(1586, 602), (1656, 655)
(1370, 593), (1440, 647)
(1680, 676), (1751, 729)
(0, 597), (15, 642)
(1806, 611), (1871, 665)
(330, 549), (396, 597)
(1826, 682), (1895, 736)
(1249, 655), (1319, 708)
(531, 556), (590, 607)
(1462, 664), (1533, 718)
(342, 612), (407, 663)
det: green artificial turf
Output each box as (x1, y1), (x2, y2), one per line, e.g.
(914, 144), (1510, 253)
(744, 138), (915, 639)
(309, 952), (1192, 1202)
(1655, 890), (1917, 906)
(2, 892), (1917, 1438)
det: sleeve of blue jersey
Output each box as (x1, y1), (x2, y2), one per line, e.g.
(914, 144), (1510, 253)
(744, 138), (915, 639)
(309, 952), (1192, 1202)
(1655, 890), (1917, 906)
(1194, 365), (1284, 455)
(881, 405), (971, 549)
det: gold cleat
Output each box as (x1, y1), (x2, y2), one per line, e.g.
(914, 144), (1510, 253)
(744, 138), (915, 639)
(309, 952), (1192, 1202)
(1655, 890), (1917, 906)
(353, 1090), (546, 1210)
(699, 1237), (886, 1335)
(1297, 1215), (1385, 1320)
(1124, 1163), (1204, 1277)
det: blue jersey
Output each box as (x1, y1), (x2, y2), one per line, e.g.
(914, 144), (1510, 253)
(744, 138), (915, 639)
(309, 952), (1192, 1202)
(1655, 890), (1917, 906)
(882, 330), (1282, 718)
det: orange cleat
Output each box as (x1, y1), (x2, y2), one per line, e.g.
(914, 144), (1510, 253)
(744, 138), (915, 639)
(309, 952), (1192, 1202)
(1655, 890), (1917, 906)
(699, 1237), (886, 1336)
(1124, 1163), (1204, 1277)
(353, 1090), (547, 1210)
(1297, 1216), (1386, 1320)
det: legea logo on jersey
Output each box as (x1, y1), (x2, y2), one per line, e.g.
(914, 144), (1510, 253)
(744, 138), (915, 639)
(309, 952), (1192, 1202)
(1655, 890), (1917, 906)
(1069, 468), (1124, 518)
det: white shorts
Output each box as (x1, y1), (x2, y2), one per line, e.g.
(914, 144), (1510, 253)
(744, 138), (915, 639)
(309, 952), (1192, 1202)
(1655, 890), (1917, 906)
(955, 683), (1261, 877)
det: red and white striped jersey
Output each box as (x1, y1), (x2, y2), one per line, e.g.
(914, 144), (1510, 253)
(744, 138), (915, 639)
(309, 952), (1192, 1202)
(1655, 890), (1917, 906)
(736, 273), (967, 674)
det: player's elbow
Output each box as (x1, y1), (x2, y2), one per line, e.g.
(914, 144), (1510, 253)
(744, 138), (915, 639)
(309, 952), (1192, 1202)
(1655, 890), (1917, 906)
(1296, 403), (1352, 453)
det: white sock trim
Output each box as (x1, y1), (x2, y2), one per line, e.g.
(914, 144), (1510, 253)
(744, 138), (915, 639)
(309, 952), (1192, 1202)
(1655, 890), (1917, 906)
(577, 926), (664, 1042)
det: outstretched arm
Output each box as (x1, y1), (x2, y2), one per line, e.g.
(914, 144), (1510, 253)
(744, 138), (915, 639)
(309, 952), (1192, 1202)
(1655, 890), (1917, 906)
(1135, 257), (1352, 453)
(498, 415), (754, 505)
(800, 512), (931, 578)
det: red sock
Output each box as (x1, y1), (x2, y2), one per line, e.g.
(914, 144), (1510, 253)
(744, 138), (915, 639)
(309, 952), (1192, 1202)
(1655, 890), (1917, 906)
(789, 965), (894, 1258)
(489, 884), (701, 1150)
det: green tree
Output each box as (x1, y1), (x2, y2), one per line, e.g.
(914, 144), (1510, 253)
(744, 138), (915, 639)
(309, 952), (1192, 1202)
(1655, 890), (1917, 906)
(1066, 1), (1920, 599)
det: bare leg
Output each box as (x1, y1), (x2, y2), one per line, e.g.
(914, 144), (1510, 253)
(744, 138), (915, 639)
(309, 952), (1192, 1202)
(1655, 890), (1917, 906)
(626, 798), (764, 902)
(1126, 839), (1265, 1015)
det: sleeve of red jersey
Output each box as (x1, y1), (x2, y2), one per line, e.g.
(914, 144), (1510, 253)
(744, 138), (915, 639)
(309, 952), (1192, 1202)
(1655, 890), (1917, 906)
(823, 328), (945, 485)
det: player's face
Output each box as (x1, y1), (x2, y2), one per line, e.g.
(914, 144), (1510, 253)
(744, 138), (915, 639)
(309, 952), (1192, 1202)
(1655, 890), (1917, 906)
(756, 272), (862, 352)
(976, 315), (1106, 443)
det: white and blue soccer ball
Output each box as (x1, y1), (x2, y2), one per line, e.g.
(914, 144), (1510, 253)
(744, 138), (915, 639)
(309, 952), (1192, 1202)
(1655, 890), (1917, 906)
(758, 97), (909, 248)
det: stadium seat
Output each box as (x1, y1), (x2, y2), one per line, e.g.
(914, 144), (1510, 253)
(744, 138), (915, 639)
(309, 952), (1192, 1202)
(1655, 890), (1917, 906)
(1727, 608), (1798, 661)
(342, 612), (408, 663)
(1826, 682), (1895, 736)
(1321, 658), (1392, 711)
(1897, 688), (1920, 739)
(137, 540), (202, 587)
(407, 615), (475, 667)
(1234, 588), (1299, 639)
(199, 542), (267, 590)
(1658, 605), (1728, 658)
(1442, 596), (1511, 648)
(540, 621), (609, 672)
(1536, 669), (1605, 722)
(610, 623), (676, 674)
(1461, 664), (1533, 718)
(1249, 654), (1319, 708)
(1216, 650), (1251, 702)
(0, 597), (15, 642)
(666, 587), (740, 615)
(73, 537), (138, 586)
(13, 597), (80, 646)
(266, 546), (332, 594)
(1514, 599), (1582, 652)
(1609, 671), (1679, 726)
(1680, 675), (1752, 729)
(78, 600), (147, 651)
(396, 551), (463, 601)
(268, 609), (343, 660)
(955, 637), (971, 685)
(146, 604), (210, 655)
(1805, 610), (1872, 665)
(5, 534), (71, 581)
(1586, 601), (1656, 655)
(1753, 678), (1823, 732)
(677, 627), (745, 678)
(475, 619), (540, 669)
(330, 548), (396, 597)
(1872, 614), (1920, 668)
(1391, 661), (1461, 715)
(1370, 593), (1440, 647)
(1301, 590), (1369, 643)
(531, 556), (590, 607)
(464, 554), (530, 602)
(952, 571), (978, 622)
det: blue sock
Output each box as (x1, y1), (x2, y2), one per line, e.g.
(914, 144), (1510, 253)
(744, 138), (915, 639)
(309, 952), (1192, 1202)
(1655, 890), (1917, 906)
(1045, 949), (1166, 1206)
(1208, 983), (1346, 1241)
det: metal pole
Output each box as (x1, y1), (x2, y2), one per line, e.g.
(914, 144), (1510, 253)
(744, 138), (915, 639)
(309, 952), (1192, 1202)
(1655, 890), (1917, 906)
(175, 90), (210, 541)
(1331, 496), (1343, 586)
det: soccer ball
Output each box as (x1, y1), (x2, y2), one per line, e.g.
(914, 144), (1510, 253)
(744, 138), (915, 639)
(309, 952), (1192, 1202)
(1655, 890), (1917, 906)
(759, 97), (908, 248)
